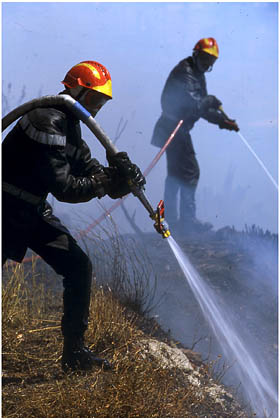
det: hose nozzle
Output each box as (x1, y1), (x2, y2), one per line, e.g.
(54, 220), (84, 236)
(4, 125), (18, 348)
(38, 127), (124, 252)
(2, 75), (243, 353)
(153, 200), (171, 238)
(124, 183), (170, 238)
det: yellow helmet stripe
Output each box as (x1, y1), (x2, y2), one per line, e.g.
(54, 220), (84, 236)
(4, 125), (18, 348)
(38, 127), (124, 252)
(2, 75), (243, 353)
(92, 79), (112, 98)
(203, 46), (219, 58)
(75, 62), (101, 79)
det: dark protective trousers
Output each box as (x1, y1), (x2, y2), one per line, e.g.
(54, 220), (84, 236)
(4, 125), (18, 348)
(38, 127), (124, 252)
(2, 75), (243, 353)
(164, 129), (200, 227)
(151, 115), (200, 227)
(2, 215), (92, 339)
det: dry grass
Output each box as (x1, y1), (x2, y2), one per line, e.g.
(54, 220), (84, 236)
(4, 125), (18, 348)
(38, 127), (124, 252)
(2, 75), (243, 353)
(80, 219), (159, 316)
(2, 256), (244, 418)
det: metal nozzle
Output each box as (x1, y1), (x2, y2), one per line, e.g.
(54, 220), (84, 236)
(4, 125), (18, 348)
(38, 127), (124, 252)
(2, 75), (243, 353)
(125, 183), (171, 239)
(153, 200), (171, 238)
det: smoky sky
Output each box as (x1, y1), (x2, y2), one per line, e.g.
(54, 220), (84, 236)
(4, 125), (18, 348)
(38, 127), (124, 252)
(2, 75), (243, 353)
(2, 1), (278, 234)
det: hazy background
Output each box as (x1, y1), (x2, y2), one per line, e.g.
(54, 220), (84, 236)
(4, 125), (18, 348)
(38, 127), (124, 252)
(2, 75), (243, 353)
(2, 3), (278, 416)
(2, 1), (278, 235)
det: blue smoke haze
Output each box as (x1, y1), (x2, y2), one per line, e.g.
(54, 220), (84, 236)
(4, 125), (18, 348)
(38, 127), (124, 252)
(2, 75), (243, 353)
(2, 2), (278, 233)
(2, 4), (278, 416)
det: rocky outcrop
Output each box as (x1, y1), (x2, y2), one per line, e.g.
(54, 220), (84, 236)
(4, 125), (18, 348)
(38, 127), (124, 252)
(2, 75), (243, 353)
(139, 338), (246, 417)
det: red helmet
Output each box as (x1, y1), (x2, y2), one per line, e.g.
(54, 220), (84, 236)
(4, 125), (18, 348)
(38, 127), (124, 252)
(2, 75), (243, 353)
(62, 61), (112, 98)
(193, 38), (219, 58)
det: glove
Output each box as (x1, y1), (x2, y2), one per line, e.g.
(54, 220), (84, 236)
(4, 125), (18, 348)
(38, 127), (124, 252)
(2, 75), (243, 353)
(201, 95), (222, 112)
(103, 167), (131, 199)
(89, 167), (130, 199)
(219, 118), (239, 132)
(106, 151), (146, 189)
(84, 158), (105, 177)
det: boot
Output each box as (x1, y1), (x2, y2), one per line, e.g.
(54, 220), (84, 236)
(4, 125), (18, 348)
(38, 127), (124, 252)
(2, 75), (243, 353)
(180, 183), (213, 233)
(61, 335), (112, 372)
(187, 217), (213, 233)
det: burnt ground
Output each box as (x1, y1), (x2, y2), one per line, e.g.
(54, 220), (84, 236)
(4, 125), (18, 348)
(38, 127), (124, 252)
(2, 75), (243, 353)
(144, 226), (277, 352)
(5, 223), (278, 416)
(15, 223), (278, 383)
(127, 225), (278, 415)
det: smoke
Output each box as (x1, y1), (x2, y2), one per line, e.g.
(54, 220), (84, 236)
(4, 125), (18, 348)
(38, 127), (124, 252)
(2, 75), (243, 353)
(139, 224), (277, 417)
(167, 235), (278, 416)
(2, 2), (278, 234)
(2, 3), (278, 414)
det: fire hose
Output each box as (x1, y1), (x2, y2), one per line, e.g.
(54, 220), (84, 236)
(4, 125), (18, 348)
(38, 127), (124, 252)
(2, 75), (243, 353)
(76, 118), (183, 239)
(2, 94), (175, 239)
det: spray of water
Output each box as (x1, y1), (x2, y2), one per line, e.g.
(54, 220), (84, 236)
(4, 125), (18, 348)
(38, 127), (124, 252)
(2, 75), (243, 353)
(167, 235), (278, 417)
(238, 131), (278, 191)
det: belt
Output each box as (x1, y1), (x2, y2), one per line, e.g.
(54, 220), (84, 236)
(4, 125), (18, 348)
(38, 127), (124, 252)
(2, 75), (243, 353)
(162, 112), (192, 130)
(2, 182), (44, 206)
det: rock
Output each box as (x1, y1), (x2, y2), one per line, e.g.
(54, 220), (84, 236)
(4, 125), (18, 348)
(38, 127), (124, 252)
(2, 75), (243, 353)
(138, 338), (245, 417)
(180, 348), (203, 366)
(140, 338), (194, 372)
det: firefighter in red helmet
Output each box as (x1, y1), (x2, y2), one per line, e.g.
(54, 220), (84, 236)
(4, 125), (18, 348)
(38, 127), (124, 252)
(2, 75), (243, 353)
(2, 61), (145, 372)
(151, 38), (239, 233)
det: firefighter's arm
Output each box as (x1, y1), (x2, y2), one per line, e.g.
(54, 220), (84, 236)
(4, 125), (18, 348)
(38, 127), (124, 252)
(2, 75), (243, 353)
(106, 152), (146, 188)
(202, 106), (239, 131)
(41, 147), (131, 203)
(180, 65), (221, 120)
(180, 67), (204, 117)
(197, 89), (239, 131)
(73, 139), (104, 176)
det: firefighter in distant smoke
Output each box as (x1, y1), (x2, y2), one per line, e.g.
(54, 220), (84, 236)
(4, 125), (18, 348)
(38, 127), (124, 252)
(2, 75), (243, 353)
(151, 37), (239, 233)
(2, 61), (146, 372)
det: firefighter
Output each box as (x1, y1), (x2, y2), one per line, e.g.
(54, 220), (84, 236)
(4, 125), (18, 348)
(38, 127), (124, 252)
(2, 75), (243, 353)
(151, 38), (239, 233)
(2, 60), (146, 372)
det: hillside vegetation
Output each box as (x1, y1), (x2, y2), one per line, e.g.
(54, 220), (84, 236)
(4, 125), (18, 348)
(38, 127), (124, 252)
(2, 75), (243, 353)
(2, 227), (251, 418)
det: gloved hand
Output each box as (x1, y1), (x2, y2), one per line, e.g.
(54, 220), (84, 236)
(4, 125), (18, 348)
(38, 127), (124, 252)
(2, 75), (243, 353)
(219, 118), (239, 132)
(89, 167), (131, 199)
(84, 158), (105, 177)
(201, 95), (222, 112)
(103, 167), (131, 199)
(106, 151), (146, 189)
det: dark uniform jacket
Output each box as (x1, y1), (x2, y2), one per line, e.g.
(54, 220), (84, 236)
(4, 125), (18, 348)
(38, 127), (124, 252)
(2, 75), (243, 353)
(151, 56), (224, 147)
(2, 105), (122, 262)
